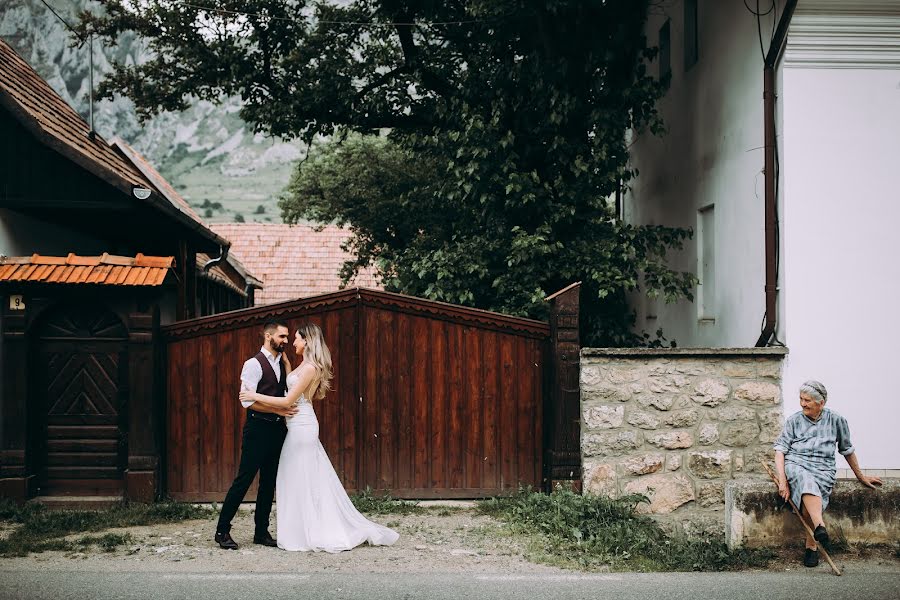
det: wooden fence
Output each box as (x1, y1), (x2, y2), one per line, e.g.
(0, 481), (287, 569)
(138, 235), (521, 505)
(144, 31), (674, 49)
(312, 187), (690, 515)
(162, 288), (553, 500)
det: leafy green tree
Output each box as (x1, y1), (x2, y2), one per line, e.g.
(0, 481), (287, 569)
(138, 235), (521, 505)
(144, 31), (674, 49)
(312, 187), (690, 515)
(80, 0), (696, 345)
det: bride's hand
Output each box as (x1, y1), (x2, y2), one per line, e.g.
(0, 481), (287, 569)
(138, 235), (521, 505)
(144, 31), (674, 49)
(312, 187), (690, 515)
(239, 390), (256, 404)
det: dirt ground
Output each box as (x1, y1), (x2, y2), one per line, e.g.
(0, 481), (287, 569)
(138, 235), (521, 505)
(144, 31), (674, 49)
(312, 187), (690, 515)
(0, 504), (570, 574)
(1, 504), (897, 575)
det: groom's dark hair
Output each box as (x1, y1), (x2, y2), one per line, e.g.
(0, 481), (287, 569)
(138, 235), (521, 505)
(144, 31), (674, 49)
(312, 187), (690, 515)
(263, 319), (289, 334)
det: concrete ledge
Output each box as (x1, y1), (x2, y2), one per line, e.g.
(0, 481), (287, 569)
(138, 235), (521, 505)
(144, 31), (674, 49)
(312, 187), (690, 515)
(582, 347), (789, 357)
(726, 478), (900, 550)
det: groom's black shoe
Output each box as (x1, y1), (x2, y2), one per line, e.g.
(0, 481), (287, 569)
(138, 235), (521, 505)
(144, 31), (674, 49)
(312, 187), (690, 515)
(253, 530), (278, 547)
(214, 531), (239, 550)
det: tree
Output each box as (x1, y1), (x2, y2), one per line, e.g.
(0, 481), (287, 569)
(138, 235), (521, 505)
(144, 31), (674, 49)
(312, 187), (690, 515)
(80, 0), (696, 345)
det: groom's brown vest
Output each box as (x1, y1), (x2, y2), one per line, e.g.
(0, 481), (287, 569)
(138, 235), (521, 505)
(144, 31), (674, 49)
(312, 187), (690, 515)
(246, 351), (287, 423)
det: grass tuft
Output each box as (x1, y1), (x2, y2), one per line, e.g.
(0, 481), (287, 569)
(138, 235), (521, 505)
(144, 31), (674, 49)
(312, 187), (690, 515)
(0, 499), (214, 557)
(477, 487), (775, 572)
(349, 488), (424, 515)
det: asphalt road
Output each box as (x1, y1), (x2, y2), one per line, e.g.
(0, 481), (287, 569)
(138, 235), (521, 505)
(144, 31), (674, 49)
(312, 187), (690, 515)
(2, 570), (899, 600)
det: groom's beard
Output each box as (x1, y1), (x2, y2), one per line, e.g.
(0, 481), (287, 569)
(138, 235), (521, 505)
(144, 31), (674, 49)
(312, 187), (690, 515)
(269, 340), (288, 354)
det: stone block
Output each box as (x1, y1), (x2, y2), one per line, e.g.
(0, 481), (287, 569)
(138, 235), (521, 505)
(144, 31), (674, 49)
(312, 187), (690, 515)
(623, 454), (664, 476)
(664, 409), (701, 428)
(627, 410), (661, 430)
(583, 405), (624, 429)
(720, 422), (761, 447)
(698, 423), (719, 446)
(721, 361), (757, 378)
(689, 450), (732, 479)
(583, 463), (617, 497)
(637, 394), (675, 411)
(607, 368), (638, 384)
(742, 447), (773, 473)
(583, 431), (642, 457)
(757, 408), (783, 443)
(734, 382), (780, 404)
(691, 379), (729, 407)
(583, 385), (631, 403)
(623, 473), (695, 514)
(581, 364), (604, 386)
(648, 431), (694, 449)
(715, 405), (756, 422)
(697, 482), (726, 509)
(667, 454), (682, 471)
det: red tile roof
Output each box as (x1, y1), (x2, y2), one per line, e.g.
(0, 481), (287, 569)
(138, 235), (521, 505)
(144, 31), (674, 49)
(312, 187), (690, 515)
(0, 253), (174, 286)
(0, 39), (227, 250)
(209, 223), (382, 305)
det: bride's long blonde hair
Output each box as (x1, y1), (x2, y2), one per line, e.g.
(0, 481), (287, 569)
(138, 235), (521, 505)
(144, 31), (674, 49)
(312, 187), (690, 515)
(298, 323), (333, 400)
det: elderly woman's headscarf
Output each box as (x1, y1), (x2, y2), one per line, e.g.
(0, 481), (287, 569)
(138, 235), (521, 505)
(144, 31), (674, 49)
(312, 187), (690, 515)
(800, 380), (828, 404)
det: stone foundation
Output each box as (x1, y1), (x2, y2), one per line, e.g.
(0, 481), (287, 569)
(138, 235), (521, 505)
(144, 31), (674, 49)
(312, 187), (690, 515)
(581, 347), (788, 536)
(726, 479), (900, 549)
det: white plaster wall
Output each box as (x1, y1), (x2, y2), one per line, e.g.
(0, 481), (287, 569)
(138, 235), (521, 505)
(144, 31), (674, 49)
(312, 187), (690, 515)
(625, 1), (777, 348)
(781, 67), (900, 469)
(0, 209), (107, 256)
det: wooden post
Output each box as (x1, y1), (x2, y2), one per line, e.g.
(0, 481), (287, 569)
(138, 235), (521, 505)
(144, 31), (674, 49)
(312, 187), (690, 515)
(544, 282), (582, 490)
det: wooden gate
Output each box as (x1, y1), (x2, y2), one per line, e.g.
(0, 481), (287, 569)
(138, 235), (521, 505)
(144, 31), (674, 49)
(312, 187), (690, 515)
(162, 289), (551, 500)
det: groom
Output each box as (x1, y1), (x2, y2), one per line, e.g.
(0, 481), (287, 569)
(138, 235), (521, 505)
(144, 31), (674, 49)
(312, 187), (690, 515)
(214, 320), (296, 550)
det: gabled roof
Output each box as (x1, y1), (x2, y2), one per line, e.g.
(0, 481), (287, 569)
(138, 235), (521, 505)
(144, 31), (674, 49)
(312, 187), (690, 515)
(209, 223), (381, 305)
(111, 137), (262, 291)
(0, 39), (227, 250)
(0, 253), (173, 286)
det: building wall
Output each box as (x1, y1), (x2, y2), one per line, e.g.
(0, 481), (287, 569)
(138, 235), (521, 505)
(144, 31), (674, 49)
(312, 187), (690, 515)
(0, 208), (107, 256)
(780, 4), (900, 469)
(625, 0), (779, 348)
(626, 2), (900, 468)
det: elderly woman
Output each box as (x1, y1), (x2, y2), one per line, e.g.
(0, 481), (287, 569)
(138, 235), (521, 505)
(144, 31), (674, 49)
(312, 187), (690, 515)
(773, 380), (882, 567)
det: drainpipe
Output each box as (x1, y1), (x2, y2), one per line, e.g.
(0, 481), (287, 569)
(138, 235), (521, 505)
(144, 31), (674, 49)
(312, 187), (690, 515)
(201, 245), (229, 273)
(756, 0), (797, 347)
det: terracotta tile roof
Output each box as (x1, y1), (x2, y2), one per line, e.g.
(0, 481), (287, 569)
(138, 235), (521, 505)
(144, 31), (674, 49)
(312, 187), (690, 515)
(0, 40), (227, 250)
(0, 40), (149, 195)
(111, 138), (262, 290)
(209, 223), (382, 305)
(0, 253), (173, 286)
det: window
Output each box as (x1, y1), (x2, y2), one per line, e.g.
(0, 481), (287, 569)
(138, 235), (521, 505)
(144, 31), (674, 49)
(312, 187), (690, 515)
(697, 205), (715, 320)
(659, 19), (671, 81)
(684, 0), (699, 71)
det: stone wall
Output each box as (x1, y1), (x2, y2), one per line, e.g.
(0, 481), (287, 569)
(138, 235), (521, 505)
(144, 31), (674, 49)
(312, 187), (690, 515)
(580, 347), (788, 536)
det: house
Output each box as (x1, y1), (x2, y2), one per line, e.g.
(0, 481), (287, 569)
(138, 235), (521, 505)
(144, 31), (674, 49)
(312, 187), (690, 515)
(0, 39), (260, 502)
(210, 223), (381, 305)
(624, 1), (899, 469)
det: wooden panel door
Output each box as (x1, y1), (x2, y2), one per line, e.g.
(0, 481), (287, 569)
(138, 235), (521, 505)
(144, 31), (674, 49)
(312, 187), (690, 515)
(33, 307), (128, 496)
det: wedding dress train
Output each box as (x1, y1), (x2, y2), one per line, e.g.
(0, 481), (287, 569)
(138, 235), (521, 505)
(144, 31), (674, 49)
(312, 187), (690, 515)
(276, 370), (399, 552)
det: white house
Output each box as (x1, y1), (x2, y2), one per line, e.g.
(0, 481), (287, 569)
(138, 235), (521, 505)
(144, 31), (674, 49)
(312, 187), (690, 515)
(625, 0), (900, 469)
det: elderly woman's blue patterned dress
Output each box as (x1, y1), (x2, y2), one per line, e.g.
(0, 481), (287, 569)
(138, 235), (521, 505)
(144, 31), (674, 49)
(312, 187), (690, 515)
(773, 408), (855, 510)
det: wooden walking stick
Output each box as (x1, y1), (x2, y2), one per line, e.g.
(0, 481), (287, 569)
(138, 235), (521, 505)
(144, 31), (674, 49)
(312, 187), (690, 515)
(760, 460), (842, 576)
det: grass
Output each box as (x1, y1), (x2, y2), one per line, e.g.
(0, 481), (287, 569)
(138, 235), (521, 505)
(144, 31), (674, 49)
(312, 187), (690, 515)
(476, 487), (776, 572)
(0, 499), (215, 557)
(349, 488), (425, 515)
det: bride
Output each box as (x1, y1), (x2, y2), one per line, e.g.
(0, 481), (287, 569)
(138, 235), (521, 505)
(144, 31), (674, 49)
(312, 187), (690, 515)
(239, 323), (399, 552)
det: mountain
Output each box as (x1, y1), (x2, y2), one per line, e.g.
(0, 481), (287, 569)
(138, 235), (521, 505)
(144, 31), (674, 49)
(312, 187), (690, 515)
(0, 0), (305, 223)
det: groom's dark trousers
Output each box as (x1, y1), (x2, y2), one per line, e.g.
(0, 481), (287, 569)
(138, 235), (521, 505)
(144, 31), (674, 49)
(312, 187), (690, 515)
(216, 353), (288, 536)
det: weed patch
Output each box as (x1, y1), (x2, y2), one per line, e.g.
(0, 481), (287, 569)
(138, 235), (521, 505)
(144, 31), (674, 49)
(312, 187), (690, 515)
(349, 488), (424, 515)
(0, 499), (214, 557)
(477, 487), (775, 572)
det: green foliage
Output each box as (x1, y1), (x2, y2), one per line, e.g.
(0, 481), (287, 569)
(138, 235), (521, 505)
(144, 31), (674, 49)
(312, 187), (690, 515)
(478, 487), (775, 571)
(234, 213), (246, 223)
(80, 0), (697, 345)
(255, 204), (266, 214)
(349, 487), (423, 515)
(0, 500), (214, 557)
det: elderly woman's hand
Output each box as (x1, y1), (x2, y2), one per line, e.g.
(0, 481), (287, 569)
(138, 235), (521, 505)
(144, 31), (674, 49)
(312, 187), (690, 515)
(777, 475), (790, 501)
(857, 474), (883, 490)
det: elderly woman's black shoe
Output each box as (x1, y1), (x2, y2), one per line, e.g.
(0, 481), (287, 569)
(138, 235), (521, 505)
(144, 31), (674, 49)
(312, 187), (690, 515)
(813, 525), (830, 549)
(804, 548), (820, 567)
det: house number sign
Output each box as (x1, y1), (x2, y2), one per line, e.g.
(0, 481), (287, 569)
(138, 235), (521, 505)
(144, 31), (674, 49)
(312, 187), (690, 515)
(9, 295), (24, 311)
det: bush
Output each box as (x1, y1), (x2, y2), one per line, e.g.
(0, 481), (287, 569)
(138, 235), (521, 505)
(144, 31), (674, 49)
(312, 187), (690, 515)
(478, 487), (774, 572)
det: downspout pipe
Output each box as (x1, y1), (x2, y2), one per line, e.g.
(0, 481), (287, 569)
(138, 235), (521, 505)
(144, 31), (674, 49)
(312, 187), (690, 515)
(201, 245), (229, 273)
(756, 0), (797, 347)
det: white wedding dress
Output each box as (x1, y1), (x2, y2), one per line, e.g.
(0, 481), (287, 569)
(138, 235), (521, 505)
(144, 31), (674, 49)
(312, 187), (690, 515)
(275, 370), (399, 552)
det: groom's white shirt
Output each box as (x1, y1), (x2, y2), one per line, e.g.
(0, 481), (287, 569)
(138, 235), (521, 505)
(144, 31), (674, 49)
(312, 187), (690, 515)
(239, 346), (284, 408)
